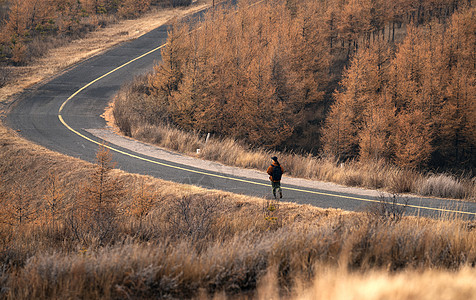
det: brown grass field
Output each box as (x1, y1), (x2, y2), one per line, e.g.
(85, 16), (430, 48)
(1, 1), (476, 299)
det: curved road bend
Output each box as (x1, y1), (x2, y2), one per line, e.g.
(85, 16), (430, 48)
(6, 5), (476, 220)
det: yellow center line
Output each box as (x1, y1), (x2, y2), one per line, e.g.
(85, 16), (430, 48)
(59, 44), (167, 114)
(57, 5), (476, 218)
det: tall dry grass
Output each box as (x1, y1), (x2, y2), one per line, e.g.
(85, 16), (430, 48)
(3, 214), (476, 299)
(293, 266), (476, 300)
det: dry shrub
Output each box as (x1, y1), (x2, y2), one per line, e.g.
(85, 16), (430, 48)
(342, 168), (364, 187)
(200, 138), (271, 171)
(281, 153), (321, 180)
(26, 37), (54, 62)
(365, 193), (409, 223)
(471, 179), (476, 201)
(160, 126), (201, 153)
(11, 43), (28, 65)
(118, 0), (152, 18)
(132, 123), (202, 153)
(113, 75), (170, 136)
(171, 0), (193, 7)
(166, 194), (227, 245)
(356, 160), (387, 189)
(385, 167), (419, 194)
(112, 90), (135, 136)
(308, 156), (343, 182)
(418, 174), (467, 199)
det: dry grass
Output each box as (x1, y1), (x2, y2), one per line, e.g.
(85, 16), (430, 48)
(418, 174), (468, 199)
(133, 123), (203, 154)
(293, 266), (476, 300)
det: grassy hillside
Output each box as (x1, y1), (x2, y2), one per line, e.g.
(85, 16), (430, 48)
(1, 124), (476, 299)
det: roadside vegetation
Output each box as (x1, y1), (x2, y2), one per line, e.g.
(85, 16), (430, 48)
(1, 124), (476, 299)
(113, 0), (475, 200)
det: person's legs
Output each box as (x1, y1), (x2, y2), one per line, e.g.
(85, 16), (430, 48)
(272, 181), (279, 199)
(272, 181), (282, 199)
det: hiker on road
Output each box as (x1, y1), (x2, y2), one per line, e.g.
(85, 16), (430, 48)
(267, 156), (284, 199)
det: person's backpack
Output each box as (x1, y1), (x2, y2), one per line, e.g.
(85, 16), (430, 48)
(272, 165), (283, 181)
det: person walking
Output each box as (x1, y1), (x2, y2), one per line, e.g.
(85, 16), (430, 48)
(267, 156), (284, 199)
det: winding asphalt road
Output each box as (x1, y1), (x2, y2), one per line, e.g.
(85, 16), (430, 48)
(6, 4), (476, 219)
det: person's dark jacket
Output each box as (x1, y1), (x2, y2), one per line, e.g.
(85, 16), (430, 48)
(267, 162), (284, 182)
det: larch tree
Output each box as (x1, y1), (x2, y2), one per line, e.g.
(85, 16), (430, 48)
(436, 7), (476, 168)
(322, 94), (359, 160)
(84, 144), (125, 243)
(146, 1), (326, 148)
(130, 178), (156, 230)
(0, 182), (37, 228)
(393, 110), (433, 168)
(359, 90), (396, 161)
(148, 22), (188, 100)
(43, 171), (66, 231)
(323, 40), (391, 160)
(387, 26), (434, 168)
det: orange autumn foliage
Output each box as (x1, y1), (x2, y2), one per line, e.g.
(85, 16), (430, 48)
(324, 7), (475, 170)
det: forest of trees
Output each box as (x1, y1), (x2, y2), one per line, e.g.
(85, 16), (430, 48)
(0, 0), (192, 65)
(323, 12), (475, 170)
(146, 1), (332, 147)
(119, 0), (474, 173)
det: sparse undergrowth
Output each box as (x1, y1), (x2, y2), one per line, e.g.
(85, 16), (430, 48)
(1, 124), (476, 299)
